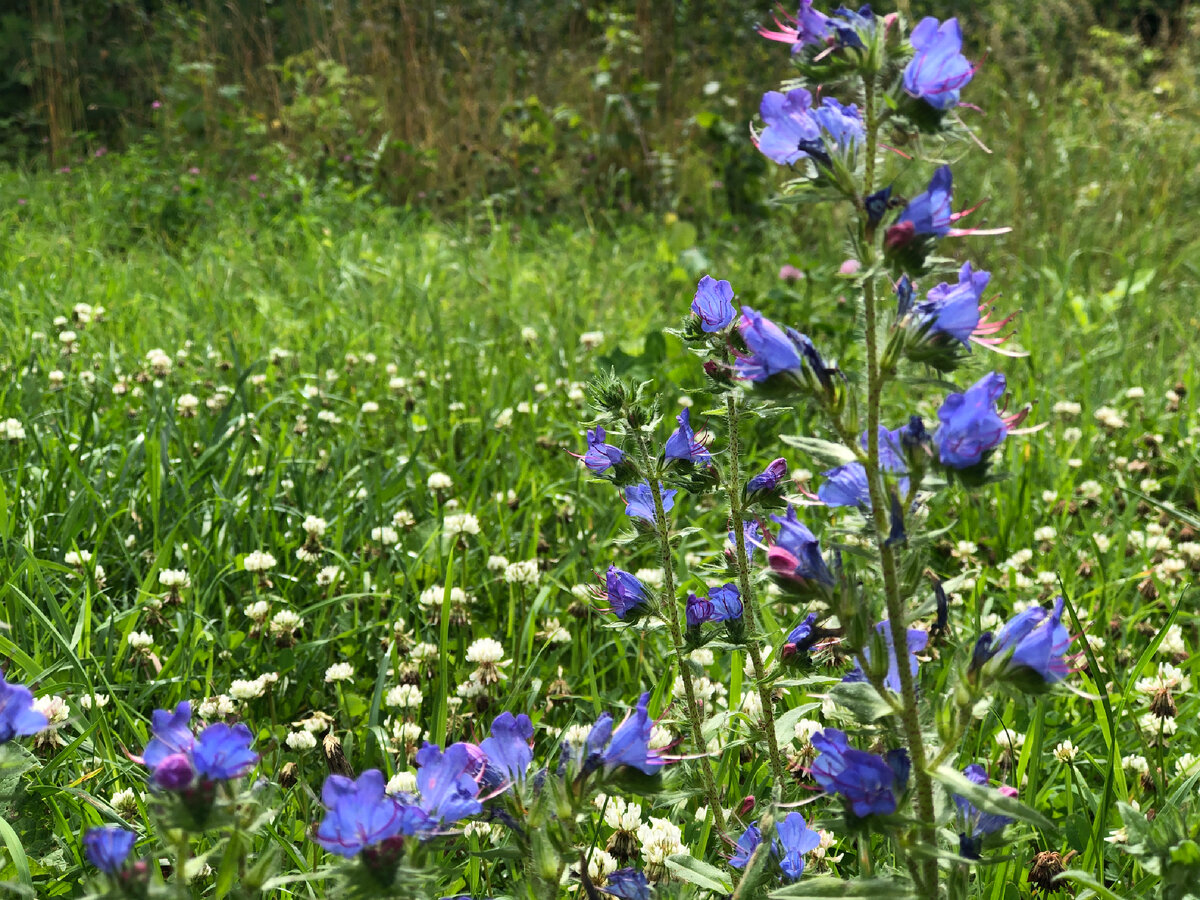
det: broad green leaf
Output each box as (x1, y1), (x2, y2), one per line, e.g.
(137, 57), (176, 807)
(770, 876), (916, 898)
(828, 680), (894, 722)
(665, 854), (733, 893)
(778, 434), (857, 467)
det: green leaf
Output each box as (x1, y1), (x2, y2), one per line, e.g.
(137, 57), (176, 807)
(0, 818), (31, 891)
(665, 854), (733, 893)
(931, 765), (1055, 831)
(1054, 869), (1130, 900)
(828, 680), (894, 722)
(779, 435), (857, 467)
(770, 876), (917, 898)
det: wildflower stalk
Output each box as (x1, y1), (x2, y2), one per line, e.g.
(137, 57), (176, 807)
(859, 74), (937, 895)
(724, 391), (788, 787)
(635, 433), (728, 837)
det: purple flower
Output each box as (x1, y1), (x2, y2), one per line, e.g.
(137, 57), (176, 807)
(915, 262), (991, 346)
(782, 611), (820, 662)
(151, 754), (196, 791)
(141, 701), (194, 770)
(754, 88), (863, 167)
(415, 742), (483, 823)
(601, 693), (666, 775)
(757, 0), (832, 52)
(746, 458), (788, 494)
(665, 408), (711, 464)
(983, 596), (1072, 684)
(768, 505), (835, 586)
(686, 593), (714, 628)
(83, 826), (136, 873)
(735, 307), (803, 382)
(818, 462), (871, 508)
(954, 764), (1015, 859)
(777, 812), (821, 880)
(0, 669), (48, 743)
(844, 621), (930, 693)
(903, 17), (974, 110)
(691, 275), (736, 332)
(479, 713), (534, 786)
(314, 770), (427, 857)
(192, 723), (257, 781)
(603, 566), (649, 619)
(729, 823), (762, 868)
(583, 426), (625, 475)
(623, 482), (676, 523)
(811, 728), (908, 817)
(935, 372), (1011, 468)
(601, 867), (651, 900)
(707, 583), (743, 621)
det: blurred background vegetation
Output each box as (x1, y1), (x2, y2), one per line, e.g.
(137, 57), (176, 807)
(1, 0), (1196, 219)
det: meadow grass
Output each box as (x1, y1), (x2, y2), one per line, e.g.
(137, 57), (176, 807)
(1, 45), (1199, 895)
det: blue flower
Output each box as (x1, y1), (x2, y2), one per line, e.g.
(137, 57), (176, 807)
(583, 426), (625, 475)
(623, 482), (676, 524)
(811, 728), (908, 817)
(83, 826), (136, 873)
(915, 262), (991, 346)
(776, 812), (822, 880)
(314, 770), (428, 857)
(983, 596), (1072, 684)
(729, 520), (763, 564)
(746, 458), (788, 495)
(735, 307), (804, 382)
(895, 273), (915, 315)
(782, 611), (820, 662)
(903, 17), (974, 110)
(755, 88), (862, 167)
(729, 823), (762, 868)
(601, 693), (666, 775)
(829, 4), (876, 48)
(141, 701), (258, 789)
(415, 742), (484, 823)
(768, 505), (835, 586)
(844, 621), (929, 693)
(665, 408), (711, 464)
(707, 584), (743, 621)
(757, 0), (832, 53)
(953, 764), (1015, 859)
(691, 275), (736, 332)
(192, 723), (258, 781)
(480, 713), (533, 786)
(601, 867), (652, 900)
(817, 462), (871, 508)
(887, 165), (953, 248)
(604, 566), (650, 620)
(866, 186), (894, 227)
(0, 669), (48, 744)
(935, 372), (1010, 468)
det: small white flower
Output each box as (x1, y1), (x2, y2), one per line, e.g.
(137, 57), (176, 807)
(504, 560), (540, 586)
(1094, 407), (1127, 430)
(79, 693), (109, 710)
(198, 695), (236, 718)
(387, 771), (418, 794)
(487, 554), (510, 572)
(33, 695), (70, 727)
(427, 472), (453, 491)
(230, 677), (268, 700)
(302, 516), (327, 538)
(1034, 526), (1057, 542)
(316, 566), (341, 587)
(111, 787), (142, 817)
(324, 662), (355, 683)
(386, 684), (423, 709)
(1053, 400), (1082, 417)
(128, 631), (155, 651)
(579, 331), (605, 349)
(392, 509), (415, 529)
(443, 513), (480, 536)
(361, 401), (380, 414)
(636, 817), (686, 866)
(466, 638), (506, 665)
(270, 609), (303, 634)
(159, 568), (191, 589)
(1121, 754), (1149, 775)
(1, 418), (26, 441)
(371, 525), (399, 545)
(1053, 740), (1078, 763)
(286, 730), (318, 750)
(243, 550), (276, 573)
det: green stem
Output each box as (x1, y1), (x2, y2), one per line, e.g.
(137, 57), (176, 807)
(724, 391), (788, 789)
(859, 74), (937, 896)
(173, 833), (190, 899)
(636, 435), (728, 837)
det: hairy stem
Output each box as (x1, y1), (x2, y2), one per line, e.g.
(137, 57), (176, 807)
(860, 74), (937, 896)
(725, 391), (788, 788)
(636, 434), (728, 836)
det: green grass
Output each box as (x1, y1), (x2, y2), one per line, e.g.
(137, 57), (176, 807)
(1, 42), (1200, 898)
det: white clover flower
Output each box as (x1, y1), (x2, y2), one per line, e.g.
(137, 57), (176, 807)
(1159, 623), (1186, 657)
(361, 401), (380, 414)
(636, 817), (686, 866)
(392, 721), (424, 745)
(688, 648), (715, 667)
(579, 331), (605, 349)
(302, 516), (327, 538)
(286, 730), (317, 751)
(995, 730), (1025, 754)
(1062, 428), (1083, 444)
(602, 796), (643, 832)
(387, 771), (418, 795)
(1033, 526), (1057, 542)
(456, 675), (487, 699)
(1053, 400), (1082, 417)
(540, 618), (571, 644)
(1094, 407), (1127, 430)
(269, 609), (303, 635)
(1176, 753), (1200, 777)
(33, 695), (70, 728)
(427, 472), (453, 491)
(79, 693), (109, 710)
(1, 418), (26, 441)
(386, 684), (423, 709)
(494, 408), (513, 429)
(562, 724), (591, 748)
(392, 509), (415, 529)
(648, 725), (674, 751)
(1053, 740), (1078, 763)
(1139, 712), (1178, 736)
(198, 695), (236, 718)
(1136, 662), (1191, 695)
(487, 554), (510, 572)
(229, 677), (268, 701)
(1093, 533), (1112, 553)
(443, 513), (481, 537)
(371, 525), (399, 545)
(243, 550), (276, 572)
(324, 663), (355, 683)
(1122, 754), (1149, 775)
(316, 566), (341, 587)
(1125, 386), (1145, 400)
(111, 787), (142, 817)
(159, 568), (191, 589)
(176, 393), (200, 416)
(635, 568), (664, 588)
(145, 348), (173, 376)
(128, 631), (154, 651)
(504, 560), (540, 586)
(466, 638), (506, 665)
